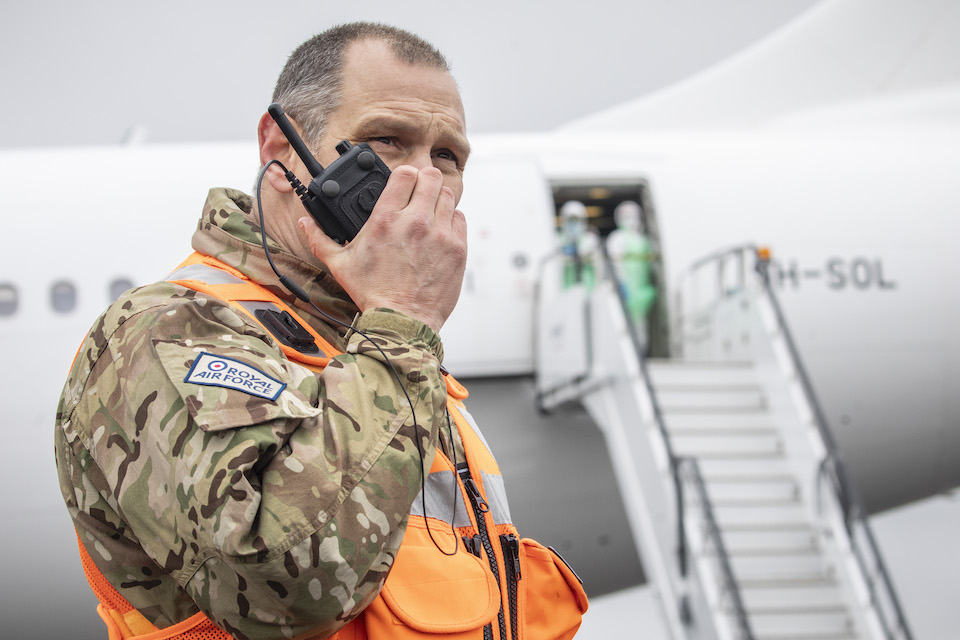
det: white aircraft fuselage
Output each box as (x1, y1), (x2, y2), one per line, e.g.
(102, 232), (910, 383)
(3, 120), (957, 521)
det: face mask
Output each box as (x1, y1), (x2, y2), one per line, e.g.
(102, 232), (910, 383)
(563, 217), (585, 238)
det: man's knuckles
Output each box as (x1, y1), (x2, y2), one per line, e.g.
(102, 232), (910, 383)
(390, 165), (420, 183)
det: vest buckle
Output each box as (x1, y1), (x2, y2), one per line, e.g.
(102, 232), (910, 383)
(254, 308), (321, 354)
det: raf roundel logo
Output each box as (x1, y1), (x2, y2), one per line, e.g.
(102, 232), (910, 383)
(208, 360), (227, 372)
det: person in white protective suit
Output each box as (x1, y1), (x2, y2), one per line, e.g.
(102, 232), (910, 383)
(605, 200), (656, 326)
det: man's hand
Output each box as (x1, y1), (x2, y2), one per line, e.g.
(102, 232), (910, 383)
(299, 165), (467, 333)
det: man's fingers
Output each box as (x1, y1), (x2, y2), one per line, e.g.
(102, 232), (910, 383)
(404, 167), (445, 218)
(298, 216), (340, 262)
(373, 165), (420, 214)
(451, 206), (467, 239)
(436, 186), (458, 226)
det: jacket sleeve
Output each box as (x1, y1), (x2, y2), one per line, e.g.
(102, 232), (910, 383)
(62, 290), (447, 639)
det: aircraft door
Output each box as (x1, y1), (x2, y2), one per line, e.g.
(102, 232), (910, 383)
(550, 181), (669, 358)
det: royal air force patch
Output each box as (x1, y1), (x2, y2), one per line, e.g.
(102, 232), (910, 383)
(185, 352), (286, 401)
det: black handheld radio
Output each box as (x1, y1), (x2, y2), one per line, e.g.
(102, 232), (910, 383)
(267, 103), (390, 244)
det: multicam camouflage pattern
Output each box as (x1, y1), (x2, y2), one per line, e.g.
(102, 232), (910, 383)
(55, 188), (450, 639)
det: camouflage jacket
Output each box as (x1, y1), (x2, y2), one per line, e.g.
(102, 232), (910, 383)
(55, 188), (453, 639)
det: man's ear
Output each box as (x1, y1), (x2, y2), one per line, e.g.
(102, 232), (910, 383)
(258, 112), (298, 193)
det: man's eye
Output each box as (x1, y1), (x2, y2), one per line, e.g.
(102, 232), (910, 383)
(434, 149), (460, 165)
(368, 136), (394, 146)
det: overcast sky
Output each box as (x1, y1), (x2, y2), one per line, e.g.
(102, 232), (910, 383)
(1, 0), (818, 149)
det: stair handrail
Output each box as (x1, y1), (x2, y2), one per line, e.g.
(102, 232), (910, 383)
(678, 456), (754, 640)
(533, 246), (595, 409)
(676, 244), (914, 640)
(673, 244), (752, 350)
(595, 246), (689, 579)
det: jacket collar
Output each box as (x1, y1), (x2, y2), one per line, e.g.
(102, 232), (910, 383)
(191, 188), (360, 347)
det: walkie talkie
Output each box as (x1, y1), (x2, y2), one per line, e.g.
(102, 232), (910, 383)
(267, 103), (390, 244)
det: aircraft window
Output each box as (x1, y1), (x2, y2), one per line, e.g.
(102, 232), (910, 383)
(0, 283), (17, 317)
(109, 278), (134, 302)
(51, 280), (77, 313)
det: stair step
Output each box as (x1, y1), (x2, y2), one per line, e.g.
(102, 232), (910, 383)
(713, 501), (809, 527)
(657, 388), (767, 411)
(732, 558), (833, 585)
(749, 631), (857, 640)
(712, 497), (803, 508)
(723, 527), (817, 553)
(748, 610), (855, 639)
(669, 425), (779, 436)
(672, 433), (784, 458)
(698, 458), (795, 480)
(647, 360), (757, 386)
(750, 633), (857, 640)
(706, 477), (800, 503)
(662, 409), (774, 430)
(722, 521), (815, 535)
(738, 572), (841, 589)
(730, 545), (832, 581)
(741, 583), (847, 613)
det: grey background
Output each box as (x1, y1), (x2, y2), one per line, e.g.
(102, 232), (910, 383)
(1, 0), (816, 148)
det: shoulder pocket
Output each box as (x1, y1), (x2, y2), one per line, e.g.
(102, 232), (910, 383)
(518, 538), (589, 640)
(363, 520), (500, 638)
(153, 340), (319, 432)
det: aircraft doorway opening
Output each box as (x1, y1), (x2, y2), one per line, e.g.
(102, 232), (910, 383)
(550, 181), (669, 358)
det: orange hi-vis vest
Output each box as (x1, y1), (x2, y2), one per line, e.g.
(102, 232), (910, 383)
(76, 252), (587, 640)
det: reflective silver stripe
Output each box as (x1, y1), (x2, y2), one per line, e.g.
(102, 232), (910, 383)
(451, 404), (514, 526)
(481, 471), (513, 526)
(455, 403), (494, 455)
(410, 469), (473, 528)
(166, 264), (245, 285)
(235, 300), (278, 316)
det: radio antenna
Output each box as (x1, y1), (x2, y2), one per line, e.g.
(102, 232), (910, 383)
(267, 103), (324, 178)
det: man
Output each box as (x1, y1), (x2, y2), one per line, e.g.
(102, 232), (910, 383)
(55, 22), (586, 640)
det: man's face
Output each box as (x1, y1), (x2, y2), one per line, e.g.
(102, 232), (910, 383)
(312, 39), (470, 205)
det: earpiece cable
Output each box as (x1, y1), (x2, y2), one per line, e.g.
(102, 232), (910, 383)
(256, 160), (459, 555)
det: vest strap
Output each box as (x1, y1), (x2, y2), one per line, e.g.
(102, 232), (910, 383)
(168, 252), (340, 370)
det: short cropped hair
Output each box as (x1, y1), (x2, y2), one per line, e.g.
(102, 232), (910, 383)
(272, 22), (450, 146)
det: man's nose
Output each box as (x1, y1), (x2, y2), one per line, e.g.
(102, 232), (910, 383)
(402, 148), (434, 171)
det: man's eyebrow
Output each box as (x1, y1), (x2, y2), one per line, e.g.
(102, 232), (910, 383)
(456, 137), (472, 163)
(439, 127), (471, 164)
(353, 114), (409, 136)
(355, 115), (471, 160)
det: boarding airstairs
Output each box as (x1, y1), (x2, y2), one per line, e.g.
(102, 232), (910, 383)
(534, 245), (912, 640)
